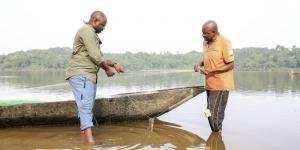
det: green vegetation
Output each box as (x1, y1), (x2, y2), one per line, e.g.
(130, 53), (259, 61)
(0, 45), (299, 71)
(235, 45), (300, 71)
(0, 47), (71, 70)
(104, 51), (200, 71)
(0, 99), (43, 106)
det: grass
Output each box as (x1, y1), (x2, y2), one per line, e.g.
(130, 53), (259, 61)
(0, 99), (43, 106)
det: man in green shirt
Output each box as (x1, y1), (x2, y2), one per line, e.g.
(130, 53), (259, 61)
(66, 11), (124, 144)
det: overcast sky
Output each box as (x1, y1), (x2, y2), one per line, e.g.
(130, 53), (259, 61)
(0, 0), (299, 54)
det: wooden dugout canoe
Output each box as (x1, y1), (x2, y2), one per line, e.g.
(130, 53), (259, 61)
(0, 86), (205, 127)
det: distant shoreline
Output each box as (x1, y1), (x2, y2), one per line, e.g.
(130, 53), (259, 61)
(0, 68), (299, 73)
(1, 46), (300, 71)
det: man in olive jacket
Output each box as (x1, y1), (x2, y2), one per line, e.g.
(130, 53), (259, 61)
(66, 11), (124, 144)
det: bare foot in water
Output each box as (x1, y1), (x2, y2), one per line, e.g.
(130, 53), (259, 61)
(85, 137), (95, 145)
(81, 128), (95, 145)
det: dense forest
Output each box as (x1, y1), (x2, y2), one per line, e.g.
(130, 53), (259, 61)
(0, 45), (299, 71)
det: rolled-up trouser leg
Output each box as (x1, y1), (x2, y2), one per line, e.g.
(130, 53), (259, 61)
(206, 90), (229, 132)
(68, 76), (97, 131)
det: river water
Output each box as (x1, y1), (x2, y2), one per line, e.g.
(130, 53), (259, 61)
(0, 71), (299, 150)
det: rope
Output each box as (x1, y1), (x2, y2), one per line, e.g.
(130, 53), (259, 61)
(96, 72), (203, 129)
(124, 72), (202, 119)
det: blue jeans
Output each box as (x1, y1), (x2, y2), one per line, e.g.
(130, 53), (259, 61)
(68, 76), (97, 131)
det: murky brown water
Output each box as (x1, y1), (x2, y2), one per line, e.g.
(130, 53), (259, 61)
(0, 119), (222, 150)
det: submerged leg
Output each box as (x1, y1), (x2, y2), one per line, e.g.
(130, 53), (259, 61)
(206, 90), (229, 132)
(68, 76), (97, 144)
(82, 128), (95, 144)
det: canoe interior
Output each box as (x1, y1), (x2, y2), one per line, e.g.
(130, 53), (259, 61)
(0, 86), (205, 127)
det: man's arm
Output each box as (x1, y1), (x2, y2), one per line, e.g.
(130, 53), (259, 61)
(206, 61), (234, 75)
(103, 60), (124, 73)
(100, 60), (124, 73)
(205, 38), (234, 75)
(104, 60), (117, 68)
(80, 30), (124, 76)
(99, 61), (115, 77)
(81, 30), (104, 65)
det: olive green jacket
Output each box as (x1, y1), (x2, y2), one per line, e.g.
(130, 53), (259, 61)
(65, 24), (104, 83)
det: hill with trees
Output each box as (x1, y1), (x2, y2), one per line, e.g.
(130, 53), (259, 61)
(0, 45), (299, 71)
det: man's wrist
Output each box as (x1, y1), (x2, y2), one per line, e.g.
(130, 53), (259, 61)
(100, 61), (110, 71)
(112, 62), (117, 68)
(208, 69), (215, 75)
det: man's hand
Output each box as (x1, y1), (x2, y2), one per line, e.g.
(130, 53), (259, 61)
(203, 62), (234, 76)
(105, 60), (125, 74)
(105, 67), (115, 77)
(114, 66), (125, 73)
(194, 64), (201, 72)
(195, 64), (209, 75)
(100, 60), (124, 76)
(200, 66), (209, 75)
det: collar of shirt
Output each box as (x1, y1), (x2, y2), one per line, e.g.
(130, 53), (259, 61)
(86, 24), (96, 33)
(204, 34), (220, 48)
(85, 24), (102, 44)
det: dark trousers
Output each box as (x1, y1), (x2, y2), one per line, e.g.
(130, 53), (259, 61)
(206, 90), (229, 132)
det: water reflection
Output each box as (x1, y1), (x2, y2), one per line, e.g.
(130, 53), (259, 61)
(0, 71), (202, 89)
(0, 70), (66, 88)
(94, 119), (205, 149)
(205, 133), (225, 150)
(234, 71), (300, 94)
(0, 119), (206, 150)
(0, 71), (203, 101)
(1, 71), (300, 93)
(1, 71), (299, 150)
(0, 71), (300, 102)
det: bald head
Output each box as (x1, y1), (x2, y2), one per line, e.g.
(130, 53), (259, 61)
(88, 11), (106, 23)
(202, 20), (219, 43)
(88, 11), (107, 33)
(202, 20), (218, 33)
